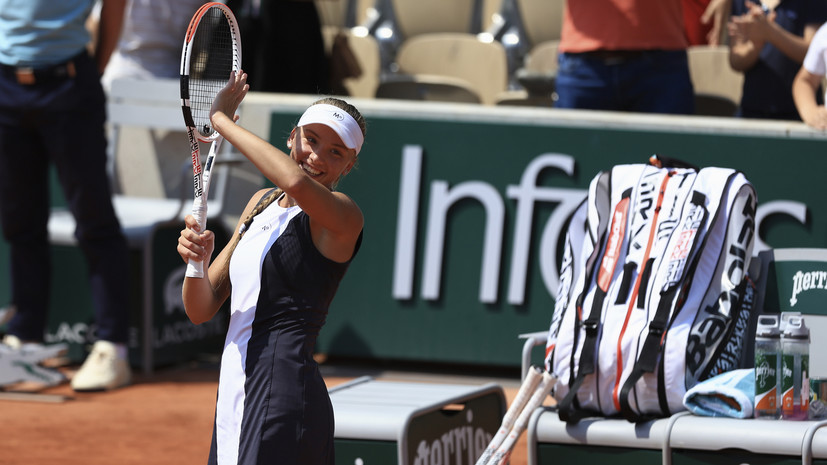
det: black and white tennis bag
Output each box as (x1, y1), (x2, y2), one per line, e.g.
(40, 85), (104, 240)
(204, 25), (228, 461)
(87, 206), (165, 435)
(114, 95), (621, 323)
(544, 158), (758, 422)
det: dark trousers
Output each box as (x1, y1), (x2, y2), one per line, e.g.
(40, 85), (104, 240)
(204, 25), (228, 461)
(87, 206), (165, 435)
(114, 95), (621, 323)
(555, 50), (696, 115)
(0, 51), (129, 343)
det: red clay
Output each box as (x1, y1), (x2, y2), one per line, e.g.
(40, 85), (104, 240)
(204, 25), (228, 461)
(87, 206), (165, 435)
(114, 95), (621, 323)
(2, 364), (529, 465)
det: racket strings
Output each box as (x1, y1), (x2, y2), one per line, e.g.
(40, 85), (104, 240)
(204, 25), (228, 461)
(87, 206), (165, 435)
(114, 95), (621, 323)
(189, 8), (236, 138)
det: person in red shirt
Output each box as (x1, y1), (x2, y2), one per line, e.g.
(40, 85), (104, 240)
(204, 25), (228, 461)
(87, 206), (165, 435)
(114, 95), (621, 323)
(554, 0), (695, 114)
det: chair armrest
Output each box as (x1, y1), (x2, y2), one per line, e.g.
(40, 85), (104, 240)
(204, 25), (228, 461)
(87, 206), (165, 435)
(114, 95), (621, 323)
(519, 330), (549, 380)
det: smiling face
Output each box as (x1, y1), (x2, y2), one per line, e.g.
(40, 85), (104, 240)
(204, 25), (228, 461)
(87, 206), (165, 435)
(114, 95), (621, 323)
(288, 123), (358, 190)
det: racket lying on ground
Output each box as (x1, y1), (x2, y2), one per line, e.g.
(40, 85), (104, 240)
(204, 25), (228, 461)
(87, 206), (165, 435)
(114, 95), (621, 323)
(180, 2), (242, 278)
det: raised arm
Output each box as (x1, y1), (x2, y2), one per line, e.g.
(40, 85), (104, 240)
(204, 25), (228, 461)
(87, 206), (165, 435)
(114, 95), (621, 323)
(728, 1), (768, 71)
(209, 72), (364, 260)
(701, 0), (732, 46)
(729, 1), (820, 71)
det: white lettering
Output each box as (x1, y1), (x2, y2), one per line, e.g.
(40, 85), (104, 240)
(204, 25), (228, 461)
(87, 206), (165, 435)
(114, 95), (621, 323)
(45, 322), (91, 344)
(790, 270), (827, 307)
(390, 147), (807, 309)
(422, 180), (504, 303)
(152, 314), (227, 349)
(429, 438), (442, 465)
(506, 154), (583, 303)
(411, 422), (492, 465)
(393, 145), (424, 299)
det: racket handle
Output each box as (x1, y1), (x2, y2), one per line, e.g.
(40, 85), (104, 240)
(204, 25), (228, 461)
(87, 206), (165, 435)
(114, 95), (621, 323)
(475, 366), (544, 465)
(186, 202), (208, 278)
(186, 255), (205, 278)
(488, 372), (557, 465)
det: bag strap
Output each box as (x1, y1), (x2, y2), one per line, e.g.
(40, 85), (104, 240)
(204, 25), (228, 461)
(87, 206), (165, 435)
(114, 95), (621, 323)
(618, 190), (710, 421)
(649, 154), (699, 171)
(558, 188), (632, 422)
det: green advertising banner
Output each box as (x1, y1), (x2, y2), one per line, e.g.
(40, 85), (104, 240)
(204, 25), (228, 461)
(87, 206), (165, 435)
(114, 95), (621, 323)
(763, 248), (827, 316)
(759, 247), (827, 377)
(264, 98), (827, 369)
(2, 95), (825, 371)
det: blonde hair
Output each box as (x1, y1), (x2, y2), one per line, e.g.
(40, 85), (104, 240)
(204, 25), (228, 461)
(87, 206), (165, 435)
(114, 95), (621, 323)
(213, 97), (366, 291)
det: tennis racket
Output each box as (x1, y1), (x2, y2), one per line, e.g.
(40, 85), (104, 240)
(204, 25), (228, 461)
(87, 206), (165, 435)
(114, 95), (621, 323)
(475, 365), (544, 465)
(485, 371), (557, 465)
(180, 2), (242, 278)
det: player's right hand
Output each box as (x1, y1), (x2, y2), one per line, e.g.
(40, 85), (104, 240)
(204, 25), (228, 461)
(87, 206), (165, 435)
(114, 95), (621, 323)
(178, 214), (216, 265)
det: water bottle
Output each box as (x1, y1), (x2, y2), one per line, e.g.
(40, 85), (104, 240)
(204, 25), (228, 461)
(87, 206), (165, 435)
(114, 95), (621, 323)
(754, 314), (781, 419)
(781, 315), (810, 420)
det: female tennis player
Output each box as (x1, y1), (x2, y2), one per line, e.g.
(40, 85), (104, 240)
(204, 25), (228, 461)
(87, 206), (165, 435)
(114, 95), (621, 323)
(177, 70), (365, 464)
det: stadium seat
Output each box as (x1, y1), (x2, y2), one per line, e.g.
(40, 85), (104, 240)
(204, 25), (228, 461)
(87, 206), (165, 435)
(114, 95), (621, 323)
(498, 39), (558, 107)
(485, 0), (563, 93)
(315, 0), (378, 51)
(687, 45), (743, 117)
(504, 0), (563, 97)
(389, 0), (478, 39)
(370, 0), (498, 74)
(481, 0), (505, 32)
(376, 75), (482, 104)
(377, 33), (509, 105)
(495, 90), (554, 108)
(515, 0), (564, 46)
(314, 0), (382, 98)
(338, 31), (382, 98)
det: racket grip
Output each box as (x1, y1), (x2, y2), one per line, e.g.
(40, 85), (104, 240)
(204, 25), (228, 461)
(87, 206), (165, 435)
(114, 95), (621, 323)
(186, 202), (208, 279)
(186, 257), (205, 279)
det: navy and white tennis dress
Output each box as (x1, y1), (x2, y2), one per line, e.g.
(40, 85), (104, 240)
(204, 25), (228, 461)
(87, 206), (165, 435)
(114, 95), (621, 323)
(208, 196), (361, 465)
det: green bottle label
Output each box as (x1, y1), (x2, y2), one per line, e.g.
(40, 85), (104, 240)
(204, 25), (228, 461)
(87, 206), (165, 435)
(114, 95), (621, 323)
(755, 353), (777, 392)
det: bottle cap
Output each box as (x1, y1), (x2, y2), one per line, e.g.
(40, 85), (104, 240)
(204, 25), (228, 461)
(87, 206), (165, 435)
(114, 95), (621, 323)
(756, 314), (780, 338)
(783, 315), (810, 341)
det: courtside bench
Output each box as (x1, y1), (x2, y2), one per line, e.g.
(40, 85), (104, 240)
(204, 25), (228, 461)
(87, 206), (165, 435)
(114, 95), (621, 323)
(330, 376), (506, 464)
(526, 248), (827, 465)
(527, 410), (827, 465)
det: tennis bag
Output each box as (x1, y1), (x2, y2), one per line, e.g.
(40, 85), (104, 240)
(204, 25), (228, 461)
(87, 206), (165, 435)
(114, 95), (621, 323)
(544, 157), (758, 422)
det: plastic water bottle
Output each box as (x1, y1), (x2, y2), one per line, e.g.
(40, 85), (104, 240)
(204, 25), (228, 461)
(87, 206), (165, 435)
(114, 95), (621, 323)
(781, 315), (810, 420)
(754, 314), (781, 419)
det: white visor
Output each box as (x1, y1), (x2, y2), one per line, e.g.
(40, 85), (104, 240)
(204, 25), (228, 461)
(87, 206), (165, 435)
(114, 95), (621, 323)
(297, 104), (364, 155)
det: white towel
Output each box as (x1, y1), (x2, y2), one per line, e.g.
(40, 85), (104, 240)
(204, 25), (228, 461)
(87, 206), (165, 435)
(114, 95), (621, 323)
(682, 369), (755, 419)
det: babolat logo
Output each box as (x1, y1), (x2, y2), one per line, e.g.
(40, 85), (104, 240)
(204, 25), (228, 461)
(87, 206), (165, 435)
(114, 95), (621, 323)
(790, 270), (827, 306)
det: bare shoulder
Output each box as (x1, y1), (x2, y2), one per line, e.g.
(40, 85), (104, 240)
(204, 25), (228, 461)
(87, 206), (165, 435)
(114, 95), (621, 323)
(331, 191), (364, 232)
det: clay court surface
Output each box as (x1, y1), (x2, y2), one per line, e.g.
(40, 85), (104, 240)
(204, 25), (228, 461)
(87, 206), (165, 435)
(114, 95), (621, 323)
(3, 360), (529, 465)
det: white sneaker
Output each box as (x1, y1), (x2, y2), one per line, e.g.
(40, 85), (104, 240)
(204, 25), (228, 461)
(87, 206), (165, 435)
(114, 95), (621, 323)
(2, 334), (22, 349)
(0, 334), (50, 352)
(71, 340), (131, 391)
